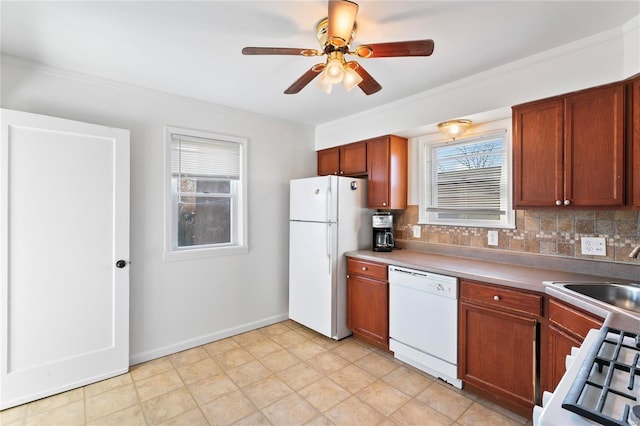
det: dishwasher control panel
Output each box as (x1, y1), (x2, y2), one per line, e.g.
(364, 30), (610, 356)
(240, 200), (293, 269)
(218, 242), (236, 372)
(388, 265), (458, 299)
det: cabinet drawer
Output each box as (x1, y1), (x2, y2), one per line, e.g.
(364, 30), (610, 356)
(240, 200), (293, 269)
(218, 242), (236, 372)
(347, 258), (387, 281)
(461, 280), (543, 317)
(549, 298), (603, 340)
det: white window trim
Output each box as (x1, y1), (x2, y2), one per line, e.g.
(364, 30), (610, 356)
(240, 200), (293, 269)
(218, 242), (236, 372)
(163, 126), (248, 261)
(418, 118), (515, 229)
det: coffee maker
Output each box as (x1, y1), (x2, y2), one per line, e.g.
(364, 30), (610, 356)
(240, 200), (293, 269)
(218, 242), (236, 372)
(372, 212), (394, 252)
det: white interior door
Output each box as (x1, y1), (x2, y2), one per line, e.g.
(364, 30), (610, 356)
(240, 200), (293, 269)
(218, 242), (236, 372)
(0, 109), (130, 409)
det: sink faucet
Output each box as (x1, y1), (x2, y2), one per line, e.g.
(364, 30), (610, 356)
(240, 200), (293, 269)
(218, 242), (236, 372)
(630, 245), (640, 259)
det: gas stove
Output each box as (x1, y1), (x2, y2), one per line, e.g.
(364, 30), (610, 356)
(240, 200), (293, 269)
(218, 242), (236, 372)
(562, 327), (640, 426)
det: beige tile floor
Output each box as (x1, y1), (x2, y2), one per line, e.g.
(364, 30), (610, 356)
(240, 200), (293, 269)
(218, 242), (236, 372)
(1, 320), (533, 425)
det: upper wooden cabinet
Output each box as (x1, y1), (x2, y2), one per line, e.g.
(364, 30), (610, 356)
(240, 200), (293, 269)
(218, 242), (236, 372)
(317, 141), (367, 177)
(367, 135), (408, 209)
(316, 135), (408, 209)
(513, 82), (626, 208)
(628, 74), (640, 209)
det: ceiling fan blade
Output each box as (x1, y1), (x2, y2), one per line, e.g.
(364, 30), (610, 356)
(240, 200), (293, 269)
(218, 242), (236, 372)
(327, 0), (358, 45)
(284, 65), (324, 94)
(352, 64), (382, 95)
(356, 39), (435, 58)
(242, 47), (319, 56)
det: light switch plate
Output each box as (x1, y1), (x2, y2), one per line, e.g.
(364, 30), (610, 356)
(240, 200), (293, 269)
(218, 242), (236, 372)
(581, 237), (606, 256)
(488, 230), (498, 246)
(412, 225), (421, 238)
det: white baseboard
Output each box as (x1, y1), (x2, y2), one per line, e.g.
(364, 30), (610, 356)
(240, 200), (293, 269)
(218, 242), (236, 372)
(128, 313), (289, 366)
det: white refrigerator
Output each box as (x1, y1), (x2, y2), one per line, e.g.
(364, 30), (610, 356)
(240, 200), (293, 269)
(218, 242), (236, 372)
(289, 175), (370, 340)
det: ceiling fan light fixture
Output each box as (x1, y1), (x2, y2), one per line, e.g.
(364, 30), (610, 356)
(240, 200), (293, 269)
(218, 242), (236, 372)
(242, 0), (436, 96)
(324, 57), (345, 84)
(342, 64), (363, 91)
(316, 76), (333, 94)
(438, 119), (472, 140)
(327, 0), (358, 46)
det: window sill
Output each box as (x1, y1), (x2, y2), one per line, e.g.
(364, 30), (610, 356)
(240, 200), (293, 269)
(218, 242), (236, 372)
(162, 245), (248, 262)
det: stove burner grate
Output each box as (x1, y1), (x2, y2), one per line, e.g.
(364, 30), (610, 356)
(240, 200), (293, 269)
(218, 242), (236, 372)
(562, 327), (640, 426)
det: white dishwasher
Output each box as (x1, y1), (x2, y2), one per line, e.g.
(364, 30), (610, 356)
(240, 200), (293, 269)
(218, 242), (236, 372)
(389, 265), (462, 389)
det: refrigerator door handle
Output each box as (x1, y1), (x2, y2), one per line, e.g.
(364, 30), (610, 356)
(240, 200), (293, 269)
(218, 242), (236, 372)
(326, 182), (331, 222)
(327, 223), (332, 274)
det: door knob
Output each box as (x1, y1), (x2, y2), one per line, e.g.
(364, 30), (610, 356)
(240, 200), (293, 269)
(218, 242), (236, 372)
(115, 260), (127, 269)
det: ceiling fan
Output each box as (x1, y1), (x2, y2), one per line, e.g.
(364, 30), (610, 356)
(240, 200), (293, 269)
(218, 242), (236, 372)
(242, 0), (435, 95)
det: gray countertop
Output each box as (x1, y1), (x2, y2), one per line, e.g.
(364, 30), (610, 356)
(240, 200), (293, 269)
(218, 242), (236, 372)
(346, 248), (640, 329)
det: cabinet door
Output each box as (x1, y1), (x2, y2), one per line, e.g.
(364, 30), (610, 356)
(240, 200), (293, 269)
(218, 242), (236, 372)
(630, 75), (640, 208)
(317, 147), (340, 176)
(512, 99), (564, 207)
(548, 325), (582, 392)
(546, 298), (603, 393)
(340, 142), (367, 176)
(564, 83), (625, 206)
(347, 274), (388, 349)
(367, 137), (390, 208)
(367, 136), (407, 209)
(459, 302), (537, 409)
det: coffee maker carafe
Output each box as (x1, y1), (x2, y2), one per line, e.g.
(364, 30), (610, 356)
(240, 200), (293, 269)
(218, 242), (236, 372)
(372, 212), (394, 252)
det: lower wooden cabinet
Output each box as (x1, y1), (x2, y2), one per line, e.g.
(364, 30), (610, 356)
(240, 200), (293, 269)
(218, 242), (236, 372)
(459, 279), (543, 416)
(346, 257), (389, 350)
(547, 298), (603, 391)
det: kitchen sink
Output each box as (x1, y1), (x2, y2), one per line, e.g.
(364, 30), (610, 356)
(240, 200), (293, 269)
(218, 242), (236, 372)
(556, 282), (640, 313)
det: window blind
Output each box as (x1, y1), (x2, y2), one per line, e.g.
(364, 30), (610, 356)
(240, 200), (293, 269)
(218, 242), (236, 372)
(425, 132), (506, 216)
(171, 133), (241, 179)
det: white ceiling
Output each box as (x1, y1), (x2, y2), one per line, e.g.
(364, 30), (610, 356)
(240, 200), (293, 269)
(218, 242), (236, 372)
(1, 1), (638, 126)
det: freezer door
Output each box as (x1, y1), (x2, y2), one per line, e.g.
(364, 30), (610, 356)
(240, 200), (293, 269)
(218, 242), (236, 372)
(290, 176), (338, 222)
(289, 221), (338, 338)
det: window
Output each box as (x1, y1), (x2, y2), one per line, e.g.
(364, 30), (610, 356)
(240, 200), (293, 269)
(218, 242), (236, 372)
(419, 126), (514, 228)
(164, 126), (248, 260)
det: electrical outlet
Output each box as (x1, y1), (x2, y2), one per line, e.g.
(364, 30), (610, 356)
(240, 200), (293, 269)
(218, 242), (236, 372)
(581, 237), (607, 256)
(412, 225), (421, 238)
(488, 230), (498, 246)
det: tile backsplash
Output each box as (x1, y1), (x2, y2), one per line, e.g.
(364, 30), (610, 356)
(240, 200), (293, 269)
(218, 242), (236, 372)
(394, 205), (640, 265)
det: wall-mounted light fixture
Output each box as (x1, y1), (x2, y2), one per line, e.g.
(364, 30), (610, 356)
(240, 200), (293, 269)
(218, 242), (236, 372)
(438, 119), (472, 140)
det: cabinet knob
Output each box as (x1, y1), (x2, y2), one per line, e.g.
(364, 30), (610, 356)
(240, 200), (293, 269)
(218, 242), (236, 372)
(564, 199), (571, 206)
(340, 171), (344, 175)
(346, 274), (350, 279)
(555, 200), (562, 206)
(382, 202), (387, 207)
(334, 172), (338, 175)
(362, 267), (367, 271)
(493, 295), (500, 301)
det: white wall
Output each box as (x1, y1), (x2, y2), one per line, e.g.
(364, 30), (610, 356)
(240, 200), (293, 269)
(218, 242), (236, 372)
(1, 57), (316, 364)
(316, 16), (640, 149)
